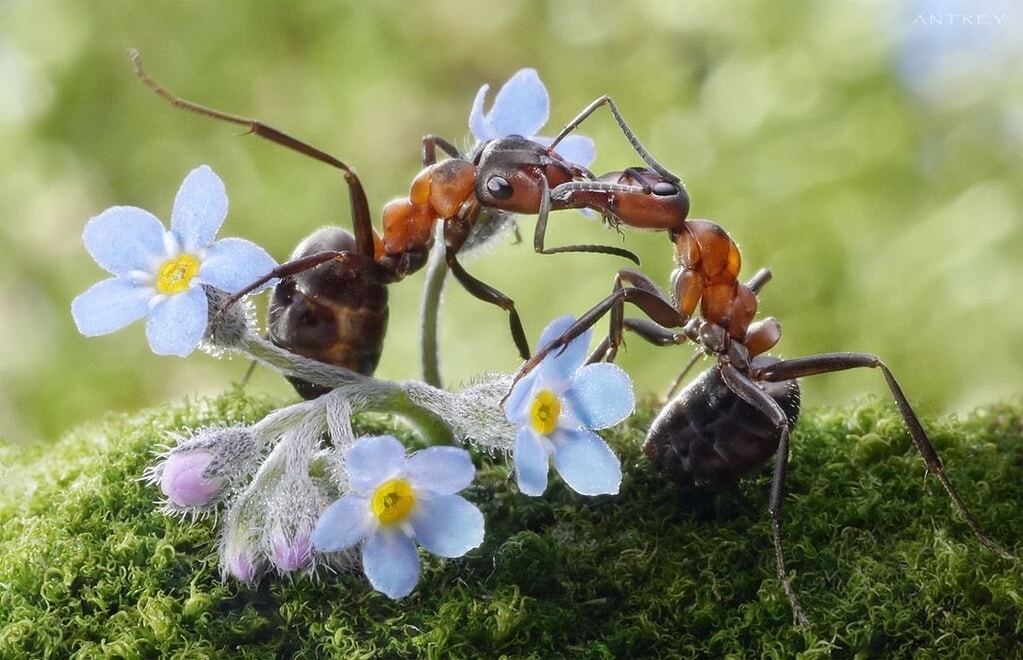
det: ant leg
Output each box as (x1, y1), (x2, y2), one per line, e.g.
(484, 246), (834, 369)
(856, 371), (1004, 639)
(219, 250), (349, 313)
(508, 286), (685, 394)
(546, 95), (679, 183)
(719, 364), (810, 627)
(422, 135), (462, 166)
(129, 49), (375, 259)
(662, 350), (705, 401)
(752, 353), (1017, 562)
(444, 251), (531, 360)
(533, 175), (641, 264)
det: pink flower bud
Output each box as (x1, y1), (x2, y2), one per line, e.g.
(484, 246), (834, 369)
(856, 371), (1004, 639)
(227, 550), (260, 583)
(160, 450), (223, 507)
(270, 531), (312, 572)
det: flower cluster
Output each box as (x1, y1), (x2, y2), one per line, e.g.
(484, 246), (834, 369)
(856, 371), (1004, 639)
(73, 70), (638, 601)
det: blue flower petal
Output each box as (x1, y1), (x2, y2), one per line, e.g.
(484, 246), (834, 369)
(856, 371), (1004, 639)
(311, 495), (373, 553)
(552, 135), (597, 168)
(514, 426), (550, 496)
(536, 315), (592, 386)
(469, 84), (496, 142)
(407, 446), (475, 495)
(410, 494), (484, 558)
(346, 436), (407, 493)
(488, 69), (549, 138)
(552, 428), (621, 496)
(170, 165), (228, 252)
(71, 277), (153, 336)
(145, 286), (208, 356)
(82, 206), (167, 276)
(197, 237), (278, 294)
(567, 362), (635, 430)
(503, 368), (539, 425)
(362, 528), (420, 599)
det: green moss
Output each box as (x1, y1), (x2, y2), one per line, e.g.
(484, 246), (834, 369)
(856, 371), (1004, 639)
(2, 393), (1020, 658)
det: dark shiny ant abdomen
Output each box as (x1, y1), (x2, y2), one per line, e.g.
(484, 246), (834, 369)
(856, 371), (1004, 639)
(644, 356), (801, 488)
(268, 227), (389, 399)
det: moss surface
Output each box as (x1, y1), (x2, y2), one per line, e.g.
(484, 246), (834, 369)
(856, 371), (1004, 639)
(1, 392), (1021, 658)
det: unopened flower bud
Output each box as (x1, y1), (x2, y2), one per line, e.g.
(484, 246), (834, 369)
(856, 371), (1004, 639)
(226, 549), (260, 584)
(160, 450), (223, 507)
(270, 530), (312, 572)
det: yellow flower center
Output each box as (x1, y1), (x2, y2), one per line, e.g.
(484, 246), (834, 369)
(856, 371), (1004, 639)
(530, 390), (561, 436)
(371, 478), (416, 524)
(155, 254), (200, 294)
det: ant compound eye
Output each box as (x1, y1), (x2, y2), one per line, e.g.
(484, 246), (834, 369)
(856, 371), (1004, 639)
(486, 175), (514, 200)
(652, 182), (678, 196)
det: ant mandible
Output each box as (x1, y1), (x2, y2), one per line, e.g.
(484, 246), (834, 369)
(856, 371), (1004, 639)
(511, 219), (1018, 626)
(130, 52), (647, 383)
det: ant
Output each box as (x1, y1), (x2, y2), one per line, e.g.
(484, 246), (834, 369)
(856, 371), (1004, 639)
(511, 218), (1018, 626)
(131, 53), (657, 397)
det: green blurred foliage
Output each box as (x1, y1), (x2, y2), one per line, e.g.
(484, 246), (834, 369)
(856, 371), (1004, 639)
(1, 0), (1021, 445)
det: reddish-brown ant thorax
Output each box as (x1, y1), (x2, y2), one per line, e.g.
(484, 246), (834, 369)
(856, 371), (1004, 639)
(426, 160), (477, 218)
(676, 220), (742, 284)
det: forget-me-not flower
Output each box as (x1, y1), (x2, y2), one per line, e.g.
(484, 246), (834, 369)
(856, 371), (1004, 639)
(504, 316), (635, 497)
(71, 165), (278, 357)
(470, 68), (596, 168)
(311, 436), (485, 599)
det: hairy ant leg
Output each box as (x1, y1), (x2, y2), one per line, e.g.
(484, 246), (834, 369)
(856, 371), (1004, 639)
(718, 363), (809, 626)
(751, 353), (1017, 562)
(546, 95), (679, 183)
(443, 219), (531, 360)
(421, 134), (463, 165)
(130, 49), (376, 258)
(533, 175), (641, 263)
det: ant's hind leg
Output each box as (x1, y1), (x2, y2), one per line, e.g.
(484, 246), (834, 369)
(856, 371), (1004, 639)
(130, 49), (376, 259)
(546, 95), (679, 183)
(719, 364), (810, 627)
(752, 353), (1017, 562)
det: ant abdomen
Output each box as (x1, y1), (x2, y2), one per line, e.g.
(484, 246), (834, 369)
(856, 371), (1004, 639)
(644, 356), (801, 488)
(268, 226), (389, 399)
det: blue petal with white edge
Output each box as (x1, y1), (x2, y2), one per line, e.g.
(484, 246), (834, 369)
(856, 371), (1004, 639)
(170, 165), (228, 252)
(311, 495), (374, 553)
(346, 436), (407, 493)
(145, 286), (208, 356)
(503, 368), (539, 425)
(469, 84), (495, 142)
(487, 68), (550, 138)
(71, 277), (152, 336)
(410, 494), (484, 558)
(362, 528), (420, 599)
(83, 206), (167, 276)
(514, 426), (550, 496)
(567, 362), (635, 430)
(533, 135), (597, 169)
(552, 428), (621, 496)
(535, 315), (592, 386)
(407, 446), (476, 495)
(197, 238), (278, 294)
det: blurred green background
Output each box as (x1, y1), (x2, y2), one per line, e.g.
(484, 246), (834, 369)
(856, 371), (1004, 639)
(2, 0), (1021, 447)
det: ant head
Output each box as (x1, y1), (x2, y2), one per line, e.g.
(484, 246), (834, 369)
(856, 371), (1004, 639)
(474, 137), (579, 214)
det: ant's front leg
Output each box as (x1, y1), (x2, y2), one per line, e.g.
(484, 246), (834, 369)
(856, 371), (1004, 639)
(421, 135), (462, 166)
(752, 353), (1017, 563)
(546, 95), (680, 183)
(533, 174), (641, 264)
